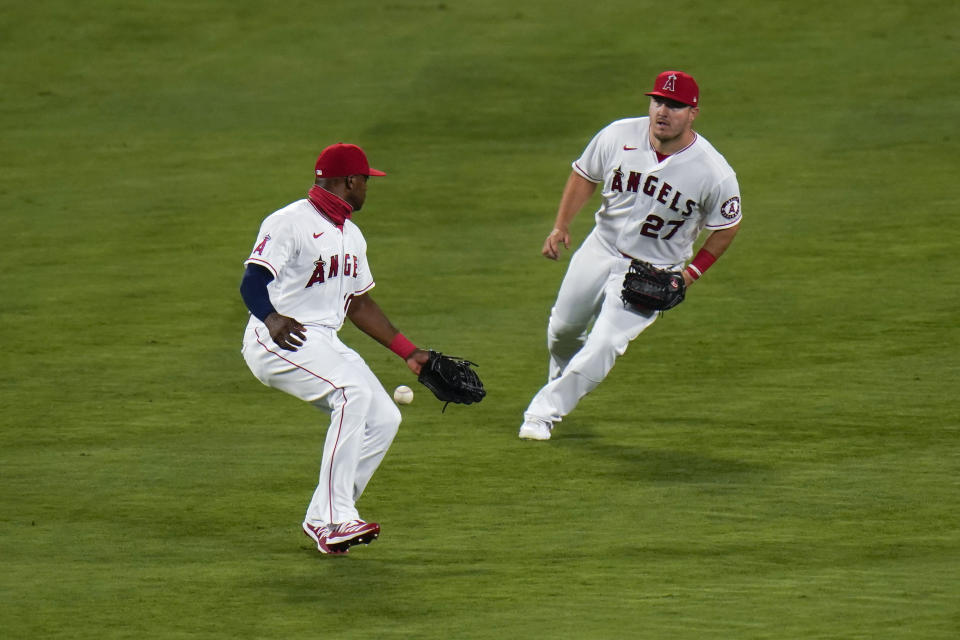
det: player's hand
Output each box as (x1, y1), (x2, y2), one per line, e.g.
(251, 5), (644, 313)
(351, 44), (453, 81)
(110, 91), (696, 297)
(682, 270), (695, 287)
(405, 349), (430, 376)
(265, 313), (307, 351)
(542, 228), (570, 260)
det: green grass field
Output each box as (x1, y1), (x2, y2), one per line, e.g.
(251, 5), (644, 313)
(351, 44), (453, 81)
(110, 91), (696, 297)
(2, 1), (958, 637)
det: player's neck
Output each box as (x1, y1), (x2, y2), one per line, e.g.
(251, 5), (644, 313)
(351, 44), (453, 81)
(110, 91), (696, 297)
(307, 185), (353, 228)
(649, 129), (696, 157)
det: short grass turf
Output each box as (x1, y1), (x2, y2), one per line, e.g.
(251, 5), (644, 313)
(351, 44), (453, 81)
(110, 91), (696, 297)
(2, 1), (959, 638)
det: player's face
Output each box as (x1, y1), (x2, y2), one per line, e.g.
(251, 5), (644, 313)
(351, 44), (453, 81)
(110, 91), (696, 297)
(648, 97), (699, 143)
(344, 174), (369, 212)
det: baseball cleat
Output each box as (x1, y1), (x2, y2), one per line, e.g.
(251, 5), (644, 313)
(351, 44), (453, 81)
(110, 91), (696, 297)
(302, 521), (348, 555)
(518, 418), (553, 441)
(325, 520), (380, 552)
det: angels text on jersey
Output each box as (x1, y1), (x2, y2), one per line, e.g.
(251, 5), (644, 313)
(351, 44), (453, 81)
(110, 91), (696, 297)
(611, 166), (696, 217)
(306, 252), (361, 288)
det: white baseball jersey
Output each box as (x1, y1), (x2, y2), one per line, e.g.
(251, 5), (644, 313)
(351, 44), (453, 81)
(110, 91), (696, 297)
(573, 116), (742, 269)
(244, 198), (374, 333)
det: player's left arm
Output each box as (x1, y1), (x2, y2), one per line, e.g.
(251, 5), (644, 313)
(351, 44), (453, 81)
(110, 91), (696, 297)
(682, 170), (742, 287)
(683, 223), (740, 287)
(346, 293), (429, 374)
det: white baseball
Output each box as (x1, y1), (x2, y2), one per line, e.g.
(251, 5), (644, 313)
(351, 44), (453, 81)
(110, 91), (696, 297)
(393, 385), (414, 405)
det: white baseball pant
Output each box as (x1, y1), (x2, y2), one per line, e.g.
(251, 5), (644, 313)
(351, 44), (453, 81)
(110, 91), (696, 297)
(525, 229), (659, 423)
(242, 324), (401, 527)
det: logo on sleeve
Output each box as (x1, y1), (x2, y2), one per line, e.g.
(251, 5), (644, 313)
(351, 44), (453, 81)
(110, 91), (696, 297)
(720, 196), (741, 219)
(253, 234), (271, 255)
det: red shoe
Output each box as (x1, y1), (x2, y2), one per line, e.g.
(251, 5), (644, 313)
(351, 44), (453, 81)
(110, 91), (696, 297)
(326, 520), (380, 552)
(302, 521), (348, 555)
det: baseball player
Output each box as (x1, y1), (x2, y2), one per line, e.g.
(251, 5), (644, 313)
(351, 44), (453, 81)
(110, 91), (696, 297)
(240, 143), (430, 554)
(519, 70), (743, 441)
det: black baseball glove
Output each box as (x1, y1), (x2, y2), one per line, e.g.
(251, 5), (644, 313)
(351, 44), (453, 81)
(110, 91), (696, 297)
(418, 350), (486, 410)
(621, 259), (686, 311)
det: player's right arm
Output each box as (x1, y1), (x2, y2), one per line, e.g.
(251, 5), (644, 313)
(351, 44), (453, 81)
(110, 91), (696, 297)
(543, 171), (597, 260)
(240, 263), (306, 351)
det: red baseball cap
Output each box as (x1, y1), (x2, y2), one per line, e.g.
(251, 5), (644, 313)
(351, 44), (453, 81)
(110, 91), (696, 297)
(645, 70), (699, 107)
(314, 143), (386, 178)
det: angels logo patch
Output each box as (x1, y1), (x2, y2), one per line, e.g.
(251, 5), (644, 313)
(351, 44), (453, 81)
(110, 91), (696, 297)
(720, 196), (741, 219)
(253, 234), (271, 255)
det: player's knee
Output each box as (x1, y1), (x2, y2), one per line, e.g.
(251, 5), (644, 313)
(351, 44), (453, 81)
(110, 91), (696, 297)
(567, 335), (629, 382)
(368, 388), (401, 429)
(366, 398), (401, 449)
(548, 315), (579, 338)
(342, 384), (401, 432)
(339, 382), (375, 417)
(385, 401), (401, 431)
(548, 316), (589, 351)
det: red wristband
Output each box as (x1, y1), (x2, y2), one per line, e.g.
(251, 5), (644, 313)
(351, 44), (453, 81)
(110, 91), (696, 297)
(388, 333), (418, 359)
(685, 248), (717, 280)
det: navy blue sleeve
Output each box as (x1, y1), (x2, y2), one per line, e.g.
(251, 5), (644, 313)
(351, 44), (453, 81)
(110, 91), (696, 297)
(240, 263), (278, 322)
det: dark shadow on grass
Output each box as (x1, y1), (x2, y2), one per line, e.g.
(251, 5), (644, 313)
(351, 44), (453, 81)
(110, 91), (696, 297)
(593, 445), (765, 483)
(553, 425), (769, 483)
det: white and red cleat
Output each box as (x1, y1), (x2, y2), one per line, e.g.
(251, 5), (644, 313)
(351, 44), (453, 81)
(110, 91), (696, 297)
(325, 520), (380, 552)
(302, 521), (348, 555)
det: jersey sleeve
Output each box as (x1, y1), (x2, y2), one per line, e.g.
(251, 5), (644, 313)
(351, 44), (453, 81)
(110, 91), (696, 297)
(352, 261), (375, 296)
(351, 235), (375, 296)
(244, 213), (298, 278)
(703, 173), (743, 230)
(571, 125), (613, 183)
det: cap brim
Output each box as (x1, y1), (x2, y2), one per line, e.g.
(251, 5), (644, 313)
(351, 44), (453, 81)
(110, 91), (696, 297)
(644, 91), (698, 106)
(367, 168), (386, 176)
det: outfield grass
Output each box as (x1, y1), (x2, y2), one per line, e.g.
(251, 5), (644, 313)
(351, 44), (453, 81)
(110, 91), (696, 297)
(2, 1), (958, 638)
